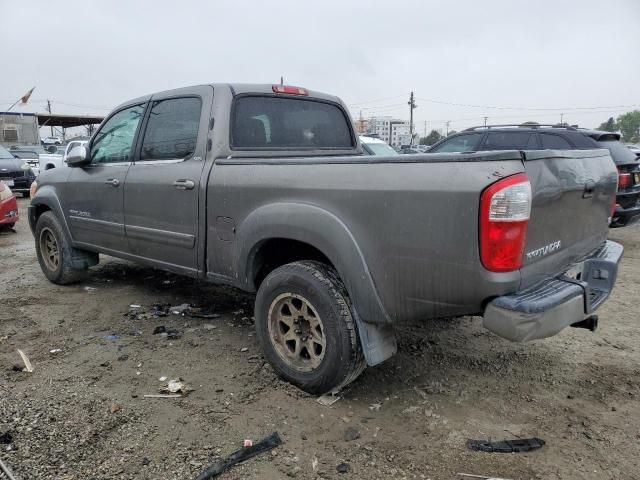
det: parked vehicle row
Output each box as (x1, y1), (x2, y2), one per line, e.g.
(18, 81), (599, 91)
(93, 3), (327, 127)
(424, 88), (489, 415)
(427, 125), (640, 227)
(30, 83), (622, 394)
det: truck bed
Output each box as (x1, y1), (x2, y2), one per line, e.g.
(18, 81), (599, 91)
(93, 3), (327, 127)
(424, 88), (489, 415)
(208, 148), (617, 324)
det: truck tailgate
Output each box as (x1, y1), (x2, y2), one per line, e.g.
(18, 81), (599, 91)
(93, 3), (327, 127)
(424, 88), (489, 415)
(519, 149), (617, 288)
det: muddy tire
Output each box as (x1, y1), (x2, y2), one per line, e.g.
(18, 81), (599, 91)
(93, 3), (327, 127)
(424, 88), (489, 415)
(255, 260), (366, 395)
(35, 212), (95, 284)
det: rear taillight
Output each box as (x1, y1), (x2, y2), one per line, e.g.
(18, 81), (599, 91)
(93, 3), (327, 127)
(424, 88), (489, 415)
(480, 173), (532, 272)
(0, 181), (13, 201)
(618, 171), (632, 189)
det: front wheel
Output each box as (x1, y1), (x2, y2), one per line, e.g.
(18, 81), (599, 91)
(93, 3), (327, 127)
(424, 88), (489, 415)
(255, 261), (365, 394)
(35, 212), (95, 284)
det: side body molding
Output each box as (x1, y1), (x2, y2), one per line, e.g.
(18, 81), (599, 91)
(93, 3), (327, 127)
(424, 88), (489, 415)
(235, 202), (391, 326)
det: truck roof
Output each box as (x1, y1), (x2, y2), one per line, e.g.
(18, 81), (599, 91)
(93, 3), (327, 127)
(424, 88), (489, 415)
(114, 84), (343, 112)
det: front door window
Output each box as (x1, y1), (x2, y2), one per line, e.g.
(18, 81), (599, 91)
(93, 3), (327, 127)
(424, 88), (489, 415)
(91, 105), (145, 164)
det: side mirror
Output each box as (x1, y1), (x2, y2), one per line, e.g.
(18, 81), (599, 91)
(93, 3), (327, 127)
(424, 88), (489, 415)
(21, 163), (31, 171)
(66, 145), (91, 167)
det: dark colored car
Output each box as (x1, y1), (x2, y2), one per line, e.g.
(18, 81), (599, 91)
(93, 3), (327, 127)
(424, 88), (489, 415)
(0, 145), (37, 196)
(579, 131), (640, 227)
(429, 125), (640, 227)
(8, 147), (40, 175)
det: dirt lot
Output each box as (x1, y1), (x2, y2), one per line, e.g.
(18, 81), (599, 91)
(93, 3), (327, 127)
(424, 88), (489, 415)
(1, 197), (639, 480)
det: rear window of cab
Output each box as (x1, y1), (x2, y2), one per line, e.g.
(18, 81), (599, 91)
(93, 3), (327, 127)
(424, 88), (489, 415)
(231, 96), (354, 150)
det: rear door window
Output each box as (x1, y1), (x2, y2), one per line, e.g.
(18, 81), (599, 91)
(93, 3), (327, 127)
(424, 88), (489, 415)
(564, 131), (598, 148)
(482, 132), (533, 150)
(540, 133), (572, 149)
(140, 97), (202, 161)
(231, 96), (354, 149)
(429, 133), (483, 153)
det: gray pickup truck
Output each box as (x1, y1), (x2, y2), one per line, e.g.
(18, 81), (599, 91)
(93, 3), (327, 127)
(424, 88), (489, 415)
(29, 83), (623, 394)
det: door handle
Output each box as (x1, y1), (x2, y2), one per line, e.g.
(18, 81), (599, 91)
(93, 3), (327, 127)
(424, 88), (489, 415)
(104, 178), (120, 187)
(173, 179), (195, 190)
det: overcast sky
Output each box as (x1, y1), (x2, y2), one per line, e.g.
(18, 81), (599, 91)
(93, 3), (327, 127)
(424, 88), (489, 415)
(2, 0), (639, 134)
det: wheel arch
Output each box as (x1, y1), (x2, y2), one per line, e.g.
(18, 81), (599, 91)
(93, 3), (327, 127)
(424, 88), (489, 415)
(29, 186), (72, 241)
(235, 202), (391, 325)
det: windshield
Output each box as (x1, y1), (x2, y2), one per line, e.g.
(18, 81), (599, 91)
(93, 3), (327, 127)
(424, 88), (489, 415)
(0, 145), (15, 159)
(597, 140), (638, 164)
(363, 142), (399, 156)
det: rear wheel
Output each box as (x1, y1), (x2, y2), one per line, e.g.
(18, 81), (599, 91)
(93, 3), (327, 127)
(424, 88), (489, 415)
(35, 212), (95, 284)
(255, 261), (365, 394)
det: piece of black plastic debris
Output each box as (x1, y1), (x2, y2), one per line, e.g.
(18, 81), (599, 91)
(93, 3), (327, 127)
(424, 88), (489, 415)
(153, 326), (166, 335)
(194, 432), (282, 480)
(151, 304), (170, 317)
(0, 426), (13, 444)
(466, 437), (545, 453)
(166, 329), (182, 340)
(336, 462), (350, 473)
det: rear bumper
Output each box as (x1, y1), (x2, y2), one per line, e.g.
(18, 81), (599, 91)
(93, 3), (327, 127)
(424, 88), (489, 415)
(483, 240), (623, 342)
(612, 187), (640, 227)
(612, 203), (640, 227)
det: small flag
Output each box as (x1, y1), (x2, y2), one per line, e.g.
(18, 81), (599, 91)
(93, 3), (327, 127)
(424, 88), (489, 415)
(20, 87), (35, 104)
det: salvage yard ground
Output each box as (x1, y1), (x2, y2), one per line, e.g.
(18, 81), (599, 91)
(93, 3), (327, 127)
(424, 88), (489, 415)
(1, 197), (639, 480)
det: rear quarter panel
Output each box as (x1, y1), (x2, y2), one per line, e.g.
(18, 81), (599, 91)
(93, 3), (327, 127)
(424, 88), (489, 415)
(208, 154), (525, 323)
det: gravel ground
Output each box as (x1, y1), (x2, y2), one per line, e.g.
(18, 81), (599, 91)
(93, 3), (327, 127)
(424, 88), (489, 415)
(1, 197), (639, 480)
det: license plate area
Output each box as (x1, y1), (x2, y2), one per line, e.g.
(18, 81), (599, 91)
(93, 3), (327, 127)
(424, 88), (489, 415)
(1, 179), (14, 187)
(563, 263), (584, 281)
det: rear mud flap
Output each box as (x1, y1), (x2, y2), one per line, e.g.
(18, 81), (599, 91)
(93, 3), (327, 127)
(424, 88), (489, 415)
(353, 310), (397, 366)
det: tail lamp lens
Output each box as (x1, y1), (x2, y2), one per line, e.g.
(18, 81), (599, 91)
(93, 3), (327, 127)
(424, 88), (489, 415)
(480, 173), (532, 272)
(618, 171), (631, 189)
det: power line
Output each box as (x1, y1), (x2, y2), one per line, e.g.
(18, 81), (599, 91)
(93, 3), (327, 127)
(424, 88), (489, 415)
(416, 97), (640, 112)
(347, 93), (409, 106)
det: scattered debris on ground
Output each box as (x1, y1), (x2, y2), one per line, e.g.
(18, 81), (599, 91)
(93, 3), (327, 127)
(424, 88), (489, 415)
(194, 432), (282, 480)
(1, 200), (639, 479)
(466, 437), (545, 453)
(16, 349), (33, 372)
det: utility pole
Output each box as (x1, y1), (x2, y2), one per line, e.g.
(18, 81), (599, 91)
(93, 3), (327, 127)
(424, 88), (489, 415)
(484, 116), (488, 127)
(424, 120), (427, 137)
(46, 99), (53, 136)
(408, 92), (417, 145)
(560, 113), (564, 125)
(446, 120), (451, 136)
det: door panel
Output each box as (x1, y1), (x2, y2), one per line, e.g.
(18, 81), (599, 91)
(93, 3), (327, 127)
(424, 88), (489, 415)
(64, 104), (145, 252)
(124, 86), (213, 273)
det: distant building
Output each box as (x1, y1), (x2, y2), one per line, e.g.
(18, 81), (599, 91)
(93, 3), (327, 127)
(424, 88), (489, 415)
(0, 112), (40, 147)
(354, 117), (369, 134)
(366, 116), (412, 147)
(0, 111), (104, 147)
